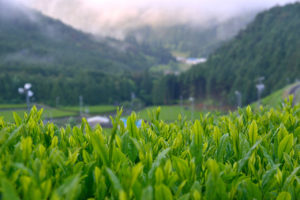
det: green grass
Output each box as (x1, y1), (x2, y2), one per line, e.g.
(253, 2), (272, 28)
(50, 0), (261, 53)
(1, 102), (299, 199)
(260, 87), (287, 107)
(0, 104), (27, 109)
(251, 83), (299, 108)
(43, 108), (77, 118)
(177, 62), (192, 71)
(0, 104), (115, 122)
(62, 105), (116, 114)
(135, 105), (205, 121)
(149, 64), (173, 73)
(150, 62), (191, 73)
(0, 110), (27, 122)
(171, 50), (190, 57)
(0, 108), (76, 122)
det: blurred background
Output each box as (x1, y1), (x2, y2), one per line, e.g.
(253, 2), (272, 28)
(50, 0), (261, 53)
(0, 0), (299, 126)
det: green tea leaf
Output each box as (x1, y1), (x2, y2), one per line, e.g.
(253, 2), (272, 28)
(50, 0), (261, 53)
(262, 164), (280, 191)
(55, 174), (81, 200)
(283, 166), (300, 190)
(248, 120), (258, 146)
(13, 112), (22, 126)
(141, 186), (153, 200)
(106, 167), (123, 192)
(90, 131), (109, 166)
(238, 140), (262, 172)
(1, 178), (20, 200)
(155, 184), (173, 200)
(278, 134), (293, 160)
(276, 192), (291, 200)
(148, 148), (170, 179)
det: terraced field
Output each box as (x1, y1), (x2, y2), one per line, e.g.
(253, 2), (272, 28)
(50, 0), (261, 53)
(0, 102), (299, 199)
(0, 104), (116, 122)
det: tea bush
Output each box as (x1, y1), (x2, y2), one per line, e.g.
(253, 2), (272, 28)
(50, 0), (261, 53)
(0, 98), (299, 199)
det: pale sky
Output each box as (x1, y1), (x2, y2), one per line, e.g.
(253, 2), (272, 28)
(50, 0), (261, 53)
(9, 0), (300, 37)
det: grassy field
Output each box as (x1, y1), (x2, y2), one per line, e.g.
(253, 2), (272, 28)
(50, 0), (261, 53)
(135, 105), (206, 121)
(0, 104), (205, 123)
(0, 104), (116, 122)
(2, 102), (299, 199)
(63, 105), (116, 114)
(43, 108), (77, 118)
(251, 83), (299, 108)
(171, 50), (190, 57)
(0, 110), (28, 121)
(259, 86), (287, 107)
(149, 62), (191, 73)
(0, 108), (76, 122)
(0, 104), (27, 109)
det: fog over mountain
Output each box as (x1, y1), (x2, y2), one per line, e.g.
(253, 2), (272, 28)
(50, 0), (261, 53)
(5, 0), (299, 38)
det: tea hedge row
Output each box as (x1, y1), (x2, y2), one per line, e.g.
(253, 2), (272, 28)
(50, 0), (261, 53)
(0, 98), (299, 199)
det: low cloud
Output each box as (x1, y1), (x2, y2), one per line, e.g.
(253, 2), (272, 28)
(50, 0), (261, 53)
(3, 49), (55, 64)
(4, 0), (300, 38)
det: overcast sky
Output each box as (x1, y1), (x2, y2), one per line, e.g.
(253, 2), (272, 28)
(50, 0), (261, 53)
(10, 0), (300, 37)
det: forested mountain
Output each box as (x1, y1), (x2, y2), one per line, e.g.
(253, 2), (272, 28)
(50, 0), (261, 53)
(2, 1), (298, 106)
(0, 1), (173, 105)
(0, 1), (174, 73)
(126, 13), (255, 57)
(155, 2), (300, 105)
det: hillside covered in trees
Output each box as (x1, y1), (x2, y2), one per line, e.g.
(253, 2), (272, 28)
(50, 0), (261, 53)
(0, 1), (174, 73)
(155, 2), (300, 105)
(0, 1), (173, 105)
(1, 1), (299, 106)
(126, 13), (255, 58)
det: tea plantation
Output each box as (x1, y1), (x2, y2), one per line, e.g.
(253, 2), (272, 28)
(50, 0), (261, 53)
(0, 98), (299, 199)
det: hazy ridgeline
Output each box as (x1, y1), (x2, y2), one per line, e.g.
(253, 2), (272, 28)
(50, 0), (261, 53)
(0, 1), (300, 199)
(153, 3), (300, 105)
(0, 0), (299, 106)
(0, 1), (173, 105)
(0, 101), (299, 199)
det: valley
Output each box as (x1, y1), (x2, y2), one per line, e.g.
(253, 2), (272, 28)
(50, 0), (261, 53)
(0, 1), (299, 199)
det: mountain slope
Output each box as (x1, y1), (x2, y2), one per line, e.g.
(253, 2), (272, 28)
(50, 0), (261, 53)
(0, 1), (173, 74)
(181, 2), (300, 104)
(0, 1), (174, 105)
(250, 83), (300, 108)
(126, 13), (255, 58)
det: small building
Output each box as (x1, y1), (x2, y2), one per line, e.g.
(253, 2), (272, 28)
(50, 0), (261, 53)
(87, 116), (110, 127)
(185, 58), (207, 65)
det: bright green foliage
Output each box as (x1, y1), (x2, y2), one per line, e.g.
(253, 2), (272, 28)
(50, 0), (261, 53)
(161, 3), (300, 105)
(0, 108), (76, 122)
(137, 106), (204, 121)
(63, 105), (116, 114)
(0, 102), (299, 199)
(0, 2), (174, 106)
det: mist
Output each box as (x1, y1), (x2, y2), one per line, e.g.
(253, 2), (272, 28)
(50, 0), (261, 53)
(3, 49), (55, 64)
(3, 0), (300, 38)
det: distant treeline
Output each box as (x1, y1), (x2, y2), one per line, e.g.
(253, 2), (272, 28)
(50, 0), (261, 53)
(125, 12), (255, 58)
(0, 1), (173, 105)
(0, 2), (299, 106)
(152, 3), (300, 105)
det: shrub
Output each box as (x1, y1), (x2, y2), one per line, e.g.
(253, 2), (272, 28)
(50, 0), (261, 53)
(0, 100), (299, 199)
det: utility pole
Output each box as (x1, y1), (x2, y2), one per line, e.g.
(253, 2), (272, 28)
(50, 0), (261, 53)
(234, 90), (242, 108)
(56, 96), (60, 108)
(18, 83), (34, 112)
(189, 97), (195, 121)
(79, 96), (83, 116)
(180, 95), (183, 116)
(256, 77), (265, 106)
